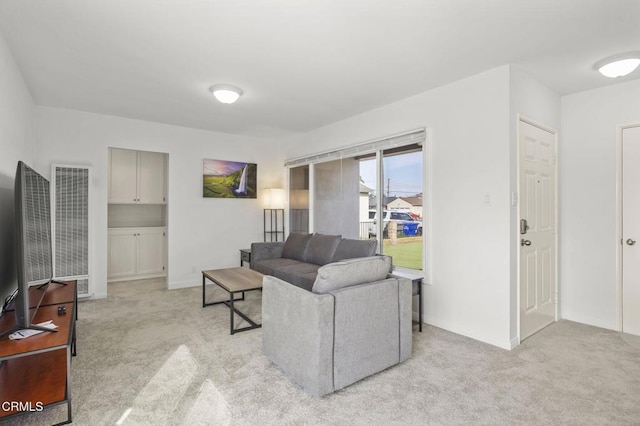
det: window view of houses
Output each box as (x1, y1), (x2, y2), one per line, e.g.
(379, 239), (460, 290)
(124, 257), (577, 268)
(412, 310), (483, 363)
(286, 147), (423, 271)
(360, 149), (423, 270)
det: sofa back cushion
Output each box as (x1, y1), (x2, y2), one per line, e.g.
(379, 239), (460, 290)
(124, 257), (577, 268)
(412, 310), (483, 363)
(312, 256), (392, 294)
(281, 233), (313, 261)
(331, 238), (377, 262)
(305, 233), (342, 265)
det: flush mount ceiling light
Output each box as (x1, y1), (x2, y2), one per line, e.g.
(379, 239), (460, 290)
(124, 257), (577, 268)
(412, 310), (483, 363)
(594, 52), (640, 78)
(209, 84), (243, 104)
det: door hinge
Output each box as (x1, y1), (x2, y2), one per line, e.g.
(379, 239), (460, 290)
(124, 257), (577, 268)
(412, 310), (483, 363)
(163, 232), (166, 236)
(163, 266), (165, 271)
(554, 155), (557, 165)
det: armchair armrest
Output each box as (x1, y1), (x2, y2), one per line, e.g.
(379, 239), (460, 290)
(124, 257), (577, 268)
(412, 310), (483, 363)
(262, 275), (335, 396)
(251, 242), (285, 263)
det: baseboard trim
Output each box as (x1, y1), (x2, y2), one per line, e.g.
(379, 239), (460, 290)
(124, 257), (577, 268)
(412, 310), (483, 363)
(509, 337), (520, 349)
(559, 311), (617, 332)
(108, 273), (166, 283)
(168, 280), (199, 290)
(424, 315), (513, 350)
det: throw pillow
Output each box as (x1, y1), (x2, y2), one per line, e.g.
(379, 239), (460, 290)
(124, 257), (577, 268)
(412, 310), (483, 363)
(281, 233), (312, 261)
(312, 256), (392, 294)
(331, 238), (377, 262)
(305, 233), (342, 265)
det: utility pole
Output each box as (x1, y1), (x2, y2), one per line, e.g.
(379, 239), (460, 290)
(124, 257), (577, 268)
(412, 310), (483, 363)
(387, 178), (390, 199)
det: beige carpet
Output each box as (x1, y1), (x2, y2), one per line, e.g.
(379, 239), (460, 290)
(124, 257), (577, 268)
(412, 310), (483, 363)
(4, 277), (640, 425)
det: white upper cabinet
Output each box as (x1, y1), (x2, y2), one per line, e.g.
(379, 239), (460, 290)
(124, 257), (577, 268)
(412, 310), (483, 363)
(137, 151), (166, 204)
(109, 148), (166, 204)
(109, 148), (138, 203)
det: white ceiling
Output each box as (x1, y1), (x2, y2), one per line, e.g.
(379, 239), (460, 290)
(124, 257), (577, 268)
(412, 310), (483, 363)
(1, 0), (639, 139)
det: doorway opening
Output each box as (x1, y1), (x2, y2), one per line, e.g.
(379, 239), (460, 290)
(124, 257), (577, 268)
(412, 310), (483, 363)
(617, 124), (640, 336)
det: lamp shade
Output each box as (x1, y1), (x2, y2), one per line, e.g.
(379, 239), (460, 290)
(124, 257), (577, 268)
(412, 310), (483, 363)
(290, 189), (309, 209)
(264, 188), (285, 209)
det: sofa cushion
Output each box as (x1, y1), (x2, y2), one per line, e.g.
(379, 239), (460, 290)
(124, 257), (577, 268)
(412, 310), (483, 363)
(331, 238), (377, 262)
(304, 233), (342, 266)
(253, 258), (305, 276)
(274, 263), (321, 292)
(281, 233), (313, 262)
(312, 256), (392, 294)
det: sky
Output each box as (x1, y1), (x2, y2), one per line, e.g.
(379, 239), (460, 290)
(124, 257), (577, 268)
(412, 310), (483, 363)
(359, 151), (423, 197)
(203, 159), (247, 176)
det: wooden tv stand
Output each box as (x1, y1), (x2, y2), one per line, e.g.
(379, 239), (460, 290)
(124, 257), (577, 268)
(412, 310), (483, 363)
(0, 281), (77, 425)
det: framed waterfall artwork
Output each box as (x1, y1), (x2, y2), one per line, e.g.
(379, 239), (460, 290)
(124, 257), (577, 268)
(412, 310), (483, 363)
(203, 159), (257, 198)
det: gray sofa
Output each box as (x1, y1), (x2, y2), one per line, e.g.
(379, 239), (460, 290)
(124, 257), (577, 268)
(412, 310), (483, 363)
(262, 255), (413, 396)
(251, 233), (379, 291)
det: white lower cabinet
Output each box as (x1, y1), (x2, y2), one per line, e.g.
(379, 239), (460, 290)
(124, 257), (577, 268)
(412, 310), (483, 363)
(108, 227), (166, 281)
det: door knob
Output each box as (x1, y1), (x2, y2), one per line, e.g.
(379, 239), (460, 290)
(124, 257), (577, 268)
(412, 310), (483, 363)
(521, 239), (532, 246)
(627, 239), (636, 246)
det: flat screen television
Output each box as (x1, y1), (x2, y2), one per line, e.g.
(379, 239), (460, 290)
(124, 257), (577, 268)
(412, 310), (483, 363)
(0, 161), (56, 337)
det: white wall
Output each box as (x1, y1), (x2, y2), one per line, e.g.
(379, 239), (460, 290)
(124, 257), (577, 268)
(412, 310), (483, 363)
(34, 107), (283, 298)
(509, 67), (561, 343)
(283, 66), (514, 349)
(560, 78), (640, 329)
(0, 30), (35, 307)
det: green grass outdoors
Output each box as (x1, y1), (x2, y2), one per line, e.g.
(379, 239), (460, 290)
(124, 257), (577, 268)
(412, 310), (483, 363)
(382, 237), (423, 270)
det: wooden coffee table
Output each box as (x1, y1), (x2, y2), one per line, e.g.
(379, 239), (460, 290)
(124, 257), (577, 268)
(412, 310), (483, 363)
(202, 267), (264, 334)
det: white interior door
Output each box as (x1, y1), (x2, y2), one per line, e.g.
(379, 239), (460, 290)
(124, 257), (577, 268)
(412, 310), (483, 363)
(519, 119), (557, 341)
(622, 126), (640, 336)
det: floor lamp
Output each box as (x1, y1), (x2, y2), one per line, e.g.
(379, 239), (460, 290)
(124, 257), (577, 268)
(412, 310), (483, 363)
(264, 188), (285, 242)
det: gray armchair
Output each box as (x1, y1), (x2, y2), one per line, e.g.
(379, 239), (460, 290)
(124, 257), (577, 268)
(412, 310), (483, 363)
(262, 256), (413, 396)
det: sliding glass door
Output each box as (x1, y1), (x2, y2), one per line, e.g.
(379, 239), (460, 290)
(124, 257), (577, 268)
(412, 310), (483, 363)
(286, 130), (425, 272)
(289, 165), (309, 234)
(381, 147), (423, 270)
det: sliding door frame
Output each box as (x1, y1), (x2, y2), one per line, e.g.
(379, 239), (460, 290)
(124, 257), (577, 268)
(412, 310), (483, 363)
(284, 128), (431, 279)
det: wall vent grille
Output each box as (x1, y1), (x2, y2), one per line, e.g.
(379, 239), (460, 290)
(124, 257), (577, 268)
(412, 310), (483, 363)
(51, 165), (92, 297)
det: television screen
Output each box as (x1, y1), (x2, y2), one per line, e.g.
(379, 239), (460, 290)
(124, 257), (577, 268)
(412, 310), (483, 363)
(20, 162), (53, 285)
(7, 161), (54, 332)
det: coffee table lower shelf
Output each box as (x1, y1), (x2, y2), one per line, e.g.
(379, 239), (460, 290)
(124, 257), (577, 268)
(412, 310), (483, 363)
(202, 268), (264, 335)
